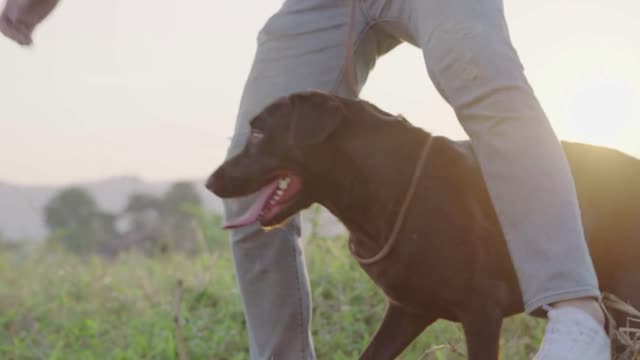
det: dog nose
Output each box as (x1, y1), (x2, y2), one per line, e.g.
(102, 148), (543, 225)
(205, 173), (218, 193)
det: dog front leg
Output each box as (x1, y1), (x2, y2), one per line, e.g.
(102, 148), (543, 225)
(359, 301), (436, 360)
(459, 304), (503, 360)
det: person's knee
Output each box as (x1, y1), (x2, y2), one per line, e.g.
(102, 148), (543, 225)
(423, 23), (529, 112)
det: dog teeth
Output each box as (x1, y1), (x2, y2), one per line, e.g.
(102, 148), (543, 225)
(270, 191), (283, 205)
(268, 177), (291, 207)
(278, 177), (291, 190)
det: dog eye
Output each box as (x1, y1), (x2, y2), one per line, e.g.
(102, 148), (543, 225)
(249, 129), (264, 144)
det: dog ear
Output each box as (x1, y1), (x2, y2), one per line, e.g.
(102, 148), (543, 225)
(288, 91), (345, 145)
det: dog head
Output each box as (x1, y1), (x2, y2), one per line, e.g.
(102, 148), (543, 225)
(207, 90), (354, 229)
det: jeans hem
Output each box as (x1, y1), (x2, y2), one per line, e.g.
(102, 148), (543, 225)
(525, 287), (601, 314)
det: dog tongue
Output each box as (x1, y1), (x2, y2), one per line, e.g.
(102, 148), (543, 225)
(223, 179), (280, 229)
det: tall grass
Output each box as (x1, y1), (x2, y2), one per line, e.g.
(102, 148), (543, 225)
(0, 235), (545, 359)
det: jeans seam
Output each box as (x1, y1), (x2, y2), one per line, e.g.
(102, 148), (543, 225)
(357, 0), (372, 23)
(288, 226), (307, 359)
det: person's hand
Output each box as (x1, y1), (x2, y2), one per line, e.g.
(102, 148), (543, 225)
(0, 0), (60, 46)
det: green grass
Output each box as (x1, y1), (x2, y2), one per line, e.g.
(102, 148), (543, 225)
(0, 235), (545, 359)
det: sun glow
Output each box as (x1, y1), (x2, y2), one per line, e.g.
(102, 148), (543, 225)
(557, 76), (640, 149)
(539, 46), (640, 158)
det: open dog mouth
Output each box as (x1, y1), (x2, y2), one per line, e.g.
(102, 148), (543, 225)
(223, 173), (302, 229)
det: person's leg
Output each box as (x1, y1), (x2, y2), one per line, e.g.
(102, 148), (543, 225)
(412, 0), (600, 313)
(224, 1), (397, 358)
(365, 0), (608, 357)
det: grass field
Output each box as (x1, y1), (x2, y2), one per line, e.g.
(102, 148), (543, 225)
(0, 234), (546, 359)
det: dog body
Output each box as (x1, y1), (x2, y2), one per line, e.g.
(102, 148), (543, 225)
(209, 91), (640, 359)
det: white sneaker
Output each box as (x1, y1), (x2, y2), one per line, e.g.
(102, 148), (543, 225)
(533, 307), (611, 360)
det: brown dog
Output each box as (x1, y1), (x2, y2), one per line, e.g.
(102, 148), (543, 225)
(208, 90), (640, 359)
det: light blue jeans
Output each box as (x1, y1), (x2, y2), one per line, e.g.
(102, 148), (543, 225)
(224, 0), (600, 358)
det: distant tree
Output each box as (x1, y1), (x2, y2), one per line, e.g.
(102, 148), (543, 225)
(116, 182), (206, 256)
(44, 187), (118, 254)
(124, 193), (161, 213)
(162, 182), (201, 214)
(45, 188), (97, 230)
(160, 182), (202, 253)
(114, 192), (163, 255)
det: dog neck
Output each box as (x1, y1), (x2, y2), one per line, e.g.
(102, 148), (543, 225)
(317, 124), (431, 258)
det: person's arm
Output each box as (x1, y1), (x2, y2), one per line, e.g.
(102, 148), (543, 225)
(0, 0), (60, 46)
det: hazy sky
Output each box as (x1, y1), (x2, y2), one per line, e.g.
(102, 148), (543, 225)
(1, 0), (639, 185)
